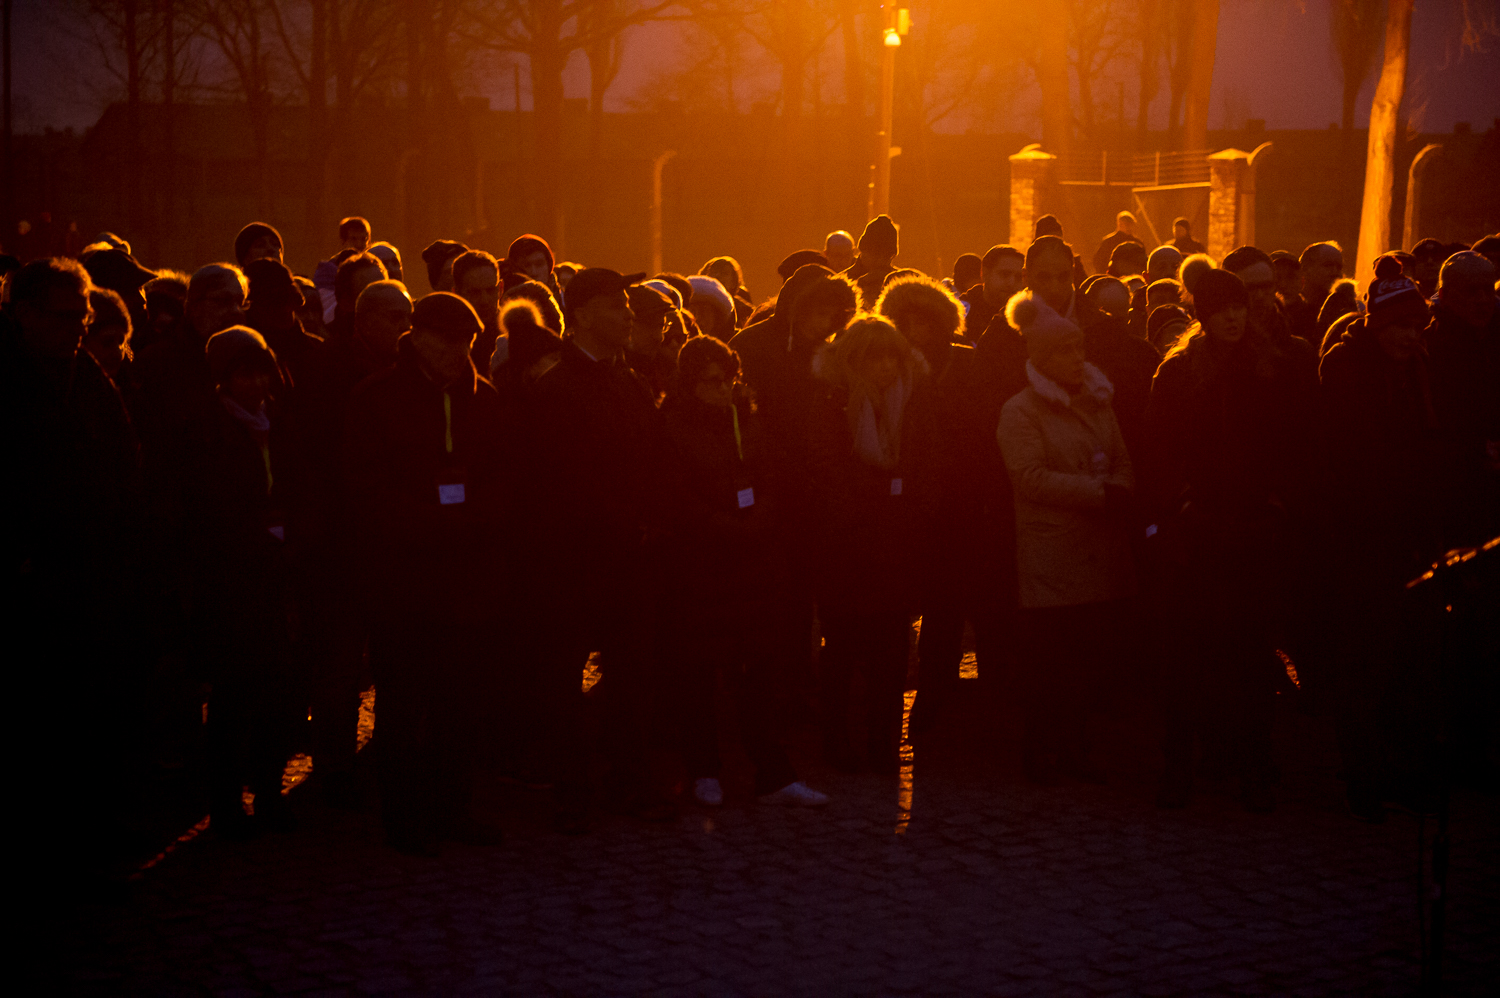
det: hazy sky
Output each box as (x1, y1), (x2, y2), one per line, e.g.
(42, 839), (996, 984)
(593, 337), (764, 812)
(11, 0), (1500, 137)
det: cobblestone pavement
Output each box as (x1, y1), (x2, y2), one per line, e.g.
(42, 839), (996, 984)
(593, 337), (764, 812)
(70, 683), (1498, 997)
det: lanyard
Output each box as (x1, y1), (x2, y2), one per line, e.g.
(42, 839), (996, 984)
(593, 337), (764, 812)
(731, 403), (743, 462)
(443, 392), (453, 454)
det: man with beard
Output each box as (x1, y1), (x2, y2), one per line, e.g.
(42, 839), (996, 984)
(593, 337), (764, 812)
(962, 245), (1025, 339)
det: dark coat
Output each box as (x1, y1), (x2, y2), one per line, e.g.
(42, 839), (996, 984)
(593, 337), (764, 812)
(805, 376), (932, 614)
(133, 323), (218, 553)
(1079, 308), (1161, 463)
(660, 392), (778, 604)
(187, 396), (295, 678)
(1, 317), (143, 598)
(961, 286), (1000, 341)
(1145, 332), (1314, 571)
(343, 337), (510, 624)
(1426, 302), (1500, 546)
(1319, 321), (1448, 587)
(524, 340), (663, 588)
(1093, 231), (1142, 275)
(730, 315), (823, 543)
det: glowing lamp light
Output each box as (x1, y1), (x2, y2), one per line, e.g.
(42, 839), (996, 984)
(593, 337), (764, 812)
(884, 27), (901, 47)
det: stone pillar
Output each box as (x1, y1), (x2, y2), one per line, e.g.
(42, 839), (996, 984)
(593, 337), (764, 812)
(1206, 148), (1252, 261)
(1009, 144), (1057, 246)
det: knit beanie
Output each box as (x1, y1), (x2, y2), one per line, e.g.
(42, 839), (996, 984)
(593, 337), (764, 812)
(1147, 304), (1192, 343)
(858, 214), (899, 258)
(206, 325), (281, 385)
(1178, 253), (1217, 297)
(644, 278), (683, 310)
(1006, 290), (1081, 360)
(1365, 254), (1429, 330)
(412, 291), (483, 343)
(687, 275), (734, 325)
(1191, 269), (1248, 324)
(234, 222), (282, 266)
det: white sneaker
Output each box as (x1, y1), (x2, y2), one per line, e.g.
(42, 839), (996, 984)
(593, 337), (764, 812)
(757, 781), (829, 807)
(693, 777), (724, 806)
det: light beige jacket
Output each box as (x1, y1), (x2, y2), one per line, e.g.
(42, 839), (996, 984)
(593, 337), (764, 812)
(998, 361), (1137, 609)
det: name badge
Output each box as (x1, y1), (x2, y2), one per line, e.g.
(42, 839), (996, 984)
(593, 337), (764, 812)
(267, 525), (286, 541)
(437, 465), (468, 505)
(890, 477), (903, 496)
(737, 487), (755, 509)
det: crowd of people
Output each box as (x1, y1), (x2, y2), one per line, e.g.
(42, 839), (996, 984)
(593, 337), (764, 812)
(4, 205), (1497, 870)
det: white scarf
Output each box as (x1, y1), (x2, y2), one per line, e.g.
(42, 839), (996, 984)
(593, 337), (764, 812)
(850, 375), (914, 470)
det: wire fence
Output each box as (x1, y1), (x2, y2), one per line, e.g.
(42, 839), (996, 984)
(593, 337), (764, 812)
(1058, 149), (1210, 187)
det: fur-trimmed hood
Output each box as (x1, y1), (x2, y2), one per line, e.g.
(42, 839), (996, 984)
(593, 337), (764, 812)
(875, 274), (966, 341)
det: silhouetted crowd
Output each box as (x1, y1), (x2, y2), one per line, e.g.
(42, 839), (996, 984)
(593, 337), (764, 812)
(4, 207), (1497, 874)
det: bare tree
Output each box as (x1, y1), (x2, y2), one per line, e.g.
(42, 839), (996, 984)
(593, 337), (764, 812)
(1069, 0), (1130, 145)
(188, 0), (282, 216)
(1134, 0), (1162, 144)
(1037, 0), (1070, 154)
(1179, 0), (1216, 152)
(467, 1), (675, 242)
(1329, 0), (1385, 136)
(270, 0), (401, 231)
(1353, 0), (1411, 289)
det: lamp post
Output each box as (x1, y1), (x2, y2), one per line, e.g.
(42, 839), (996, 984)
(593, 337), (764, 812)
(869, 6), (910, 221)
(651, 150), (677, 276)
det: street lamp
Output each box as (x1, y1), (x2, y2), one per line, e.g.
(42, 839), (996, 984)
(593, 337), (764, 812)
(869, 6), (910, 221)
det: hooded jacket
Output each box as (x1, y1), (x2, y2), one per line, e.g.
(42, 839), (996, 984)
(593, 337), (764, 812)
(999, 361), (1135, 608)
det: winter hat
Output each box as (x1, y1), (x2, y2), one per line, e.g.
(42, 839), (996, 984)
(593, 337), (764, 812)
(1177, 253), (1217, 297)
(644, 278), (683, 310)
(1365, 254), (1429, 330)
(626, 283), (674, 323)
(1033, 214), (1063, 238)
(1006, 290), (1081, 360)
(206, 325), (282, 385)
(778, 249), (829, 281)
(1192, 269), (1248, 324)
(497, 298), (562, 377)
(774, 263), (835, 318)
(84, 248), (156, 296)
(1148, 304), (1192, 344)
(243, 258), (304, 308)
(234, 222), (283, 266)
(421, 239), (468, 289)
(687, 275), (734, 325)
(505, 234), (556, 273)
(411, 291), (483, 343)
(858, 214), (899, 258)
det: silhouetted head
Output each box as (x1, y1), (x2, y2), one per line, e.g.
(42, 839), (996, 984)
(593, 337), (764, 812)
(824, 230), (855, 272)
(1298, 241), (1344, 300)
(1437, 251), (1497, 330)
(235, 222), (284, 267)
(355, 279), (413, 365)
(409, 292), (480, 387)
(335, 252), (388, 316)
(187, 264), (249, 340)
(981, 245), (1026, 309)
(339, 216), (371, 253)
(1024, 236), (1075, 315)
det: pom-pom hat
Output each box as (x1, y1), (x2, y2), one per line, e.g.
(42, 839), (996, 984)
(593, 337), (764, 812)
(1006, 290), (1081, 360)
(1365, 254), (1429, 330)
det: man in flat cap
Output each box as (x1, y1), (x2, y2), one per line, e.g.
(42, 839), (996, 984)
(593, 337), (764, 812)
(343, 292), (511, 854)
(523, 268), (673, 832)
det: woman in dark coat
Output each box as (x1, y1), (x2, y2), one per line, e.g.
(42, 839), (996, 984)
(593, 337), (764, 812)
(808, 314), (930, 774)
(1144, 270), (1313, 813)
(660, 336), (828, 808)
(1318, 258), (1449, 820)
(190, 326), (298, 838)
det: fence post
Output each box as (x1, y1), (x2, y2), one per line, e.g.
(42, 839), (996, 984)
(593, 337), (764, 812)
(1009, 143), (1057, 245)
(1206, 147), (1253, 260)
